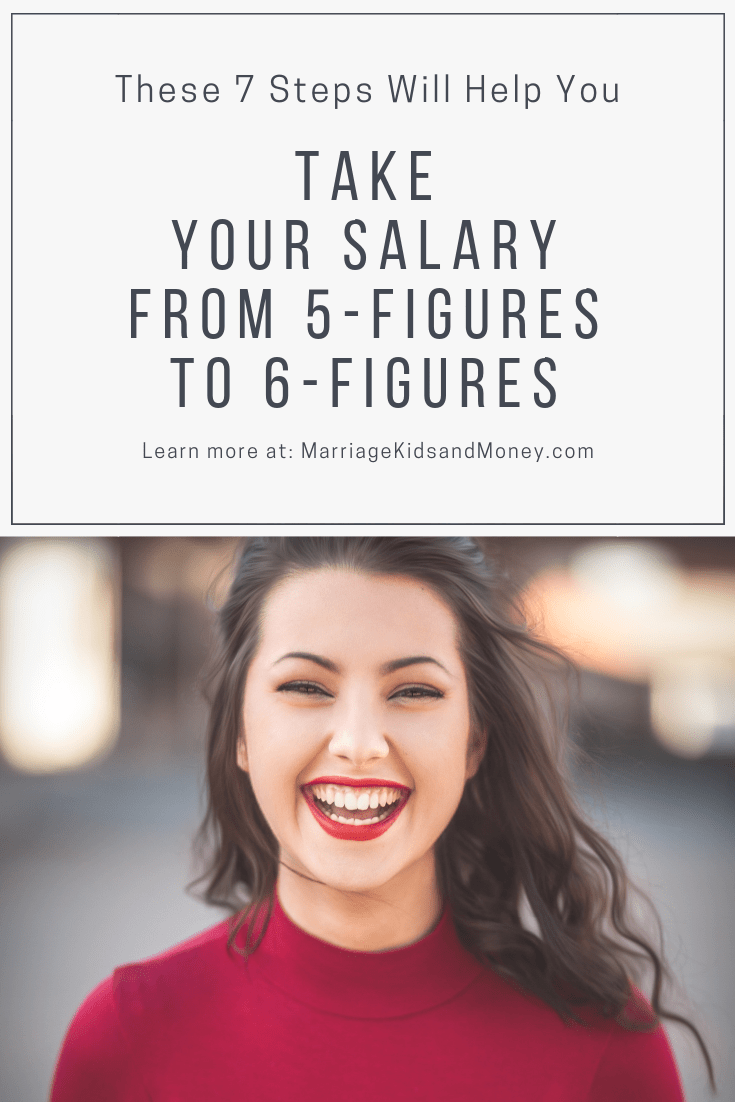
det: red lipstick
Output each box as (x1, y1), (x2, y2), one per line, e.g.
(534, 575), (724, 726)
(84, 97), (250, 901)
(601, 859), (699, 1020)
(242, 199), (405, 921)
(301, 776), (411, 842)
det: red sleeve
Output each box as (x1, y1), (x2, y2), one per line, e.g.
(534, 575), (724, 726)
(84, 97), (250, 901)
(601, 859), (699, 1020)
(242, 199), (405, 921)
(49, 975), (150, 1102)
(588, 1022), (685, 1102)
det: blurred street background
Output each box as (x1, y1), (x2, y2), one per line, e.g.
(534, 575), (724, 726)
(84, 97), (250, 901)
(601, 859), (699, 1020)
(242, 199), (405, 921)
(0, 537), (733, 1102)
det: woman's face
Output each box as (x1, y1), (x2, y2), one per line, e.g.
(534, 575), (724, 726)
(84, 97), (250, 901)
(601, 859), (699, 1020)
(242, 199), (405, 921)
(238, 568), (482, 895)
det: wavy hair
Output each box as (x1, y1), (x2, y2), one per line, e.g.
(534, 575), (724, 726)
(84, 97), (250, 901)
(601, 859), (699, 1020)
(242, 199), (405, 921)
(193, 537), (713, 1088)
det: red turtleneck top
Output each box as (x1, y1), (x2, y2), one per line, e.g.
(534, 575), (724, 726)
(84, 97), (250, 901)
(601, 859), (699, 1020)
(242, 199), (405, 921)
(50, 898), (685, 1101)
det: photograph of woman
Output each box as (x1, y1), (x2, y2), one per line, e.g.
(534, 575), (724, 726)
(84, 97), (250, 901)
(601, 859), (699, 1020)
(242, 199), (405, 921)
(45, 536), (717, 1101)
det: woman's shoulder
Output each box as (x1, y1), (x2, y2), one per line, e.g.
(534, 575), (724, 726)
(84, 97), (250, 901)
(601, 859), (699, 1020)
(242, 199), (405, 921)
(557, 987), (685, 1101)
(586, 989), (685, 1102)
(468, 971), (684, 1101)
(112, 916), (234, 1001)
(50, 918), (234, 1102)
(102, 916), (238, 1020)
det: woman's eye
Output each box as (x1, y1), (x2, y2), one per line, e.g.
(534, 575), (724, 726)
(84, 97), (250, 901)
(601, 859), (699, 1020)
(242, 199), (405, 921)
(277, 680), (331, 697)
(391, 685), (444, 700)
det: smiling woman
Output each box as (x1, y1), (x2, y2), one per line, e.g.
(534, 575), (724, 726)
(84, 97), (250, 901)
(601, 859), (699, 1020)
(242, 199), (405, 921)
(50, 538), (713, 1101)
(233, 568), (480, 951)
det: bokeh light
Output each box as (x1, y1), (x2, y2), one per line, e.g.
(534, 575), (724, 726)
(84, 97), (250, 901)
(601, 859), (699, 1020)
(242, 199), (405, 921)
(0, 540), (120, 772)
(524, 541), (735, 757)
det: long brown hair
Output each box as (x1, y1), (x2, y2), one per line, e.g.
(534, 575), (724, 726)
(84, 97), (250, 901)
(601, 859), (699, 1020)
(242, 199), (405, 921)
(193, 537), (713, 1088)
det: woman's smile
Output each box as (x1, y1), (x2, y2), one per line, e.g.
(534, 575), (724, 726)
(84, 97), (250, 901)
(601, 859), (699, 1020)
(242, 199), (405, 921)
(302, 776), (412, 839)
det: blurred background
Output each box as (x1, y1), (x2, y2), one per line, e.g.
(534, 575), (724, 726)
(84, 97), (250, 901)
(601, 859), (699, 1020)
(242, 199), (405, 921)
(0, 537), (733, 1101)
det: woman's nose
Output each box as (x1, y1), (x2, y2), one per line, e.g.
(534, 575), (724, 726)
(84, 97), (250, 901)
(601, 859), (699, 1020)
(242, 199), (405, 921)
(327, 698), (390, 766)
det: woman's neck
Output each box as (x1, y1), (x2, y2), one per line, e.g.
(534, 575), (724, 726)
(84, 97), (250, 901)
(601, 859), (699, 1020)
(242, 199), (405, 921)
(276, 849), (443, 952)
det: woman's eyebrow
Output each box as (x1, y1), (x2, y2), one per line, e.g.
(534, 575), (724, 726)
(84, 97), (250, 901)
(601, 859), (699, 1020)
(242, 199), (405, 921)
(273, 651), (339, 672)
(272, 652), (449, 676)
(380, 655), (449, 675)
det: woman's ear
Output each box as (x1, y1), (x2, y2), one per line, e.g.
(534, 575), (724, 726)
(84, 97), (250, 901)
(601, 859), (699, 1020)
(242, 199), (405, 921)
(236, 738), (249, 772)
(465, 727), (487, 780)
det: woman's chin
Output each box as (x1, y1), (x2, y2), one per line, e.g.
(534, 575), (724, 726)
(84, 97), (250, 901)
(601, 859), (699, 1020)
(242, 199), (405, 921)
(281, 813), (430, 900)
(288, 847), (402, 897)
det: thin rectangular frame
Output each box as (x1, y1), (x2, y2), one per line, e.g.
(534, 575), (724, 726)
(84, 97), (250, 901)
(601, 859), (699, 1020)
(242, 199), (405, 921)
(9, 11), (727, 526)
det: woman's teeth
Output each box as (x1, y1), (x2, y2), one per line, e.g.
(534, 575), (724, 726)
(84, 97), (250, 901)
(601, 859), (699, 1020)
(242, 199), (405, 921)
(308, 783), (404, 825)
